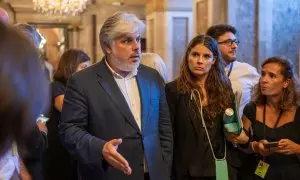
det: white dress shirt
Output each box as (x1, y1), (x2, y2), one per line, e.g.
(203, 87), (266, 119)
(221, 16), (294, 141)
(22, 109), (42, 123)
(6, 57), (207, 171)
(105, 60), (141, 130)
(105, 60), (150, 172)
(225, 61), (260, 118)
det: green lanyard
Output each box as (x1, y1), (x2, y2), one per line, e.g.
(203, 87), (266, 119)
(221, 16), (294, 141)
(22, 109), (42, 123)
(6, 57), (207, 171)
(191, 89), (229, 180)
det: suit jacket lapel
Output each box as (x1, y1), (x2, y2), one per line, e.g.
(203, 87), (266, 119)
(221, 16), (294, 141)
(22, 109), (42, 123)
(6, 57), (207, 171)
(96, 59), (141, 133)
(186, 96), (202, 138)
(136, 67), (150, 132)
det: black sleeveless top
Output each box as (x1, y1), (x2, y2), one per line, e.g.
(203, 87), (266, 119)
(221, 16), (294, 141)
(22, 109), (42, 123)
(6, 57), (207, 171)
(240, 102), (300, 180)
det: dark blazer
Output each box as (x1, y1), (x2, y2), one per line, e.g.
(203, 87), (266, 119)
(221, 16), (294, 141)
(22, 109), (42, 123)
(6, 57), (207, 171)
(166, 80), (234, 180)
(59, 59), (173, 180)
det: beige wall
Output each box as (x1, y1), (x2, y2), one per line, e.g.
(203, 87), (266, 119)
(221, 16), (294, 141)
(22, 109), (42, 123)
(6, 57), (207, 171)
(146, 0), (193, 81)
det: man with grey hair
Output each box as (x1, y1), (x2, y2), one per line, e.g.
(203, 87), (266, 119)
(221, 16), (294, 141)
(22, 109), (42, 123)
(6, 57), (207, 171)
(60, 12), (173, 180)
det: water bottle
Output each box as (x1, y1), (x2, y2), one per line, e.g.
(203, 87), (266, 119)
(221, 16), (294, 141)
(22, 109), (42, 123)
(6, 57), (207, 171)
(223, 108), (241, 135)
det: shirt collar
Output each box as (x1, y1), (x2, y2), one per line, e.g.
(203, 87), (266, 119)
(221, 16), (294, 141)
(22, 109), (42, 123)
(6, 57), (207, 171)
(105, 58), (138, 79)
(225, 61), (232, 68)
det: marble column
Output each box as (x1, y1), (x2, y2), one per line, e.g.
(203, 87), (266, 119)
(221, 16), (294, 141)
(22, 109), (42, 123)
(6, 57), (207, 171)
(193, 0), (227, 36)
(146, 0), (193, 81)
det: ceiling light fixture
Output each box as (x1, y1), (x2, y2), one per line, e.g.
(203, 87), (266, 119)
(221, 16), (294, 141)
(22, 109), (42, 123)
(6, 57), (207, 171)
(33, 0), (89, 16)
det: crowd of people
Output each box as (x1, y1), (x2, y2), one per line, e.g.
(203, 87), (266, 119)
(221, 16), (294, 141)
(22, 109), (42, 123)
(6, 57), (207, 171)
(0, 6), (300, 180)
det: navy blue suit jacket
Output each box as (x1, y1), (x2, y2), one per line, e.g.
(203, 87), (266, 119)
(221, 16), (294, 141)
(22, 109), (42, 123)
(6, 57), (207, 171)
(59, 59), (173, 180)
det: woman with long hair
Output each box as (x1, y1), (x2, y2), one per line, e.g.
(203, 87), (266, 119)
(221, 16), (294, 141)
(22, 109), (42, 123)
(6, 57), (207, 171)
(44, 49), (90, 180)
(235, 56), (300, 180)
(166, 35), (235, 180)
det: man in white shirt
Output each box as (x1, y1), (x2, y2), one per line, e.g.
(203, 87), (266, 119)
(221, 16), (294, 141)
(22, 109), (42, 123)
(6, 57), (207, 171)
(206, 24), (260, 180)
(60, 12), (173, 180)
(206, 24), (260, 118)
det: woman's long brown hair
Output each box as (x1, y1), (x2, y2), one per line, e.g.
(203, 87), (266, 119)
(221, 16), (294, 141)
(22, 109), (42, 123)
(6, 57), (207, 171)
(177, 35), (234, 121)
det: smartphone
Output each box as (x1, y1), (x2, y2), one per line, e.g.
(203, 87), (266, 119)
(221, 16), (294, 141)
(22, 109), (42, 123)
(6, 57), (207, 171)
(263, 141), (279, 149)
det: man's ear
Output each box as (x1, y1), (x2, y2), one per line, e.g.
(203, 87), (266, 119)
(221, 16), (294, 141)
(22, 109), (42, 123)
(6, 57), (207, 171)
(104, 42), (112, 54)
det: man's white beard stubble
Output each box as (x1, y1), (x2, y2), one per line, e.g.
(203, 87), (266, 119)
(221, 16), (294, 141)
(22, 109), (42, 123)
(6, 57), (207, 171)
(110, 57), (140, 73)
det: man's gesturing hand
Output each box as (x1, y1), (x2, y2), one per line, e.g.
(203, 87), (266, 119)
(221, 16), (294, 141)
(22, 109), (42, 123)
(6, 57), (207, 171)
(102, 138), (132, 175)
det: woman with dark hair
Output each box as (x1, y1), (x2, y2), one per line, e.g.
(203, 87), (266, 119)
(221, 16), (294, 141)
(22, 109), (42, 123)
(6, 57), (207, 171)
(0, 22), (49, 178)
(53, 49), (91, 85)
(166, 35), (235, 180)
(44, 49), (90, 180)
(234, 56), (300, 180)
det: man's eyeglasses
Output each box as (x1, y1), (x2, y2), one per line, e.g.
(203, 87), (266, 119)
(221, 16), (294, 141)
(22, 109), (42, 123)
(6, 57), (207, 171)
(218, 39), (240, 46)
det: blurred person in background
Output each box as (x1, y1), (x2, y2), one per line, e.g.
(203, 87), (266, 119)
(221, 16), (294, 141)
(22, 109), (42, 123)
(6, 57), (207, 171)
(0, 22), (49, 179)
(44, 49), (90, 180)
(15, 23), (52, 82)
(39, 35), (54, 82)
(14, 23), (50, 180)
(141, 52), (168, 82)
